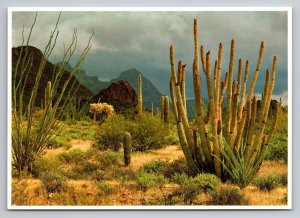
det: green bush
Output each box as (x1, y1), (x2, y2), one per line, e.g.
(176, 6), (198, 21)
(163, 158), (193, 178)
(191, 173), (221, 192)
(58, 149), (87, 164)
(94, 112), (172, 152)
(265, 133), (288, 163)
(33, 156), (67, 193)
(32, 156), (61, 178)
(252, 173), (284, 191)
(129, 113), (171, 151)
(167, 173), (221, 204)
(94, 114), (127, 151)
(97, 151), (121, 170)
(95, 182), (115, 195)
(210, 184), (248, 205)
(171, 173), (190, 185)
(142, 161), (168, 174)
(40, 171), (67, 193)
(136, 172), (159, 192)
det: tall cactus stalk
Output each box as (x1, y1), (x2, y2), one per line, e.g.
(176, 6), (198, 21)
(123, 132), (132, 166)
(138, 73), (143, 114)
(160, 96), (165, 120)
(169, 18), (279, 185)
(164, 96), (170, 123)
(151, 102), (154, 116)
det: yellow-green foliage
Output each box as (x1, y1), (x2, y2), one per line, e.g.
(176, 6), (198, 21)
(89, 102), (114, 124)
(94, 112), (176, 152)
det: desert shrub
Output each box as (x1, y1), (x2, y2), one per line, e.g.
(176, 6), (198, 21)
(265, 133), (288, 163)
(113, 167), (137, 181)
(93, 169), (106, 182)
(32, 156), (67, 193)
(163, 158), (193, 178)
(129, 113), (170, 151)
(172, 173), (190, 185)
(48, 135), (66, 148)
(40, 171), (67, 193)
(32, 156), (61, 178)
(58, 149), (87, 164)
(252, 173), (283, 191)
(95, 182), (115, 195)
(72, 161), (100, 179)
(136, 172), (159, 192)
(94, 114), (127, 151)
(97, 151), (121, 169)
(167, 173), (221, 204)
(142, 161), (168, 174)
(210, 184), (248, 205)
(94, 112), (172, 152)
(191, 174), (221, 192)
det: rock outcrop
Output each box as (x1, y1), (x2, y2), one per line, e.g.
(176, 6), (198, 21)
(92, 80), (137, 112)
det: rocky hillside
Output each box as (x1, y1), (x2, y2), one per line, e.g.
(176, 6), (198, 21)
(12, 46), (94, 107)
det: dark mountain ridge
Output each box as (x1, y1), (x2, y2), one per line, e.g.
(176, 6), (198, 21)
(12, 46), (94, 108)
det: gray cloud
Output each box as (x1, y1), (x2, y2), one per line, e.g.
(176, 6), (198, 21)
(12, 11), (288, 97)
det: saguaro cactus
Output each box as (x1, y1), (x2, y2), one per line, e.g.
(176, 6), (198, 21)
(44, 81), (52, 109)
(169, 19), (279, 186)
(138, 73), (143, 114)
(164, 96), (170, 123)
(123, 132), (132, 166)
(151, 102), (154, 116)
(160, 96), (165, 120)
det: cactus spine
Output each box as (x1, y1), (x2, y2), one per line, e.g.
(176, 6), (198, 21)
(138, 73), (143, 114)
(44, 81), (52, 109)
(169, 18), (279, 183)
(123, 132), (132, 166)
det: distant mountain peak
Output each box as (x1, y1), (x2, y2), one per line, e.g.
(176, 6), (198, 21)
(119, 68), (140, 77)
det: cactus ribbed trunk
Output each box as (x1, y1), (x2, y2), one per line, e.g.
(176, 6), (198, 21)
(151, 102), (154, 116)
(160, 96), (165, 120)
(169, 18), (279, 182)
(164, 96), (170, 123)
(123, 132), (132, 166)
(138, 73), (143, 114)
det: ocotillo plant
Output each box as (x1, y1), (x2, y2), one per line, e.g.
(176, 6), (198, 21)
(164, 96), (170, 123)
(44, 81), (52, 109)
(123, 132), (132, 166)
(169, 18), (279, 187)
(138, 73), (143, 114)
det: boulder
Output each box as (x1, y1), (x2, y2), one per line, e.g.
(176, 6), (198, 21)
(93, 80), (137, 112)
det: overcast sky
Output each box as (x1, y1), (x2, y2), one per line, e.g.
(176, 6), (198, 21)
(12, 11), (288, 98)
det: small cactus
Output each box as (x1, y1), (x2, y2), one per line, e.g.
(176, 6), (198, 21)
(123, 132), (132, 166)
(138, 73), (143, 114)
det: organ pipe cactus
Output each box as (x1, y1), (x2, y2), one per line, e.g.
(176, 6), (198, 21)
(169, 18), (279, 186)
(123, 132), (132, 166)
(138, 73), (143, 114)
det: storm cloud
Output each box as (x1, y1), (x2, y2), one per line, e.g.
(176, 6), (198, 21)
(12, 10), (288, 97)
